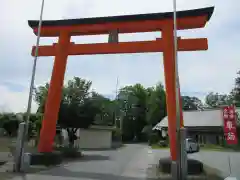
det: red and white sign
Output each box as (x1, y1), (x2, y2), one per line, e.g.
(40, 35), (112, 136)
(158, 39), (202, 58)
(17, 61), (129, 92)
(222, 106), (238, 145)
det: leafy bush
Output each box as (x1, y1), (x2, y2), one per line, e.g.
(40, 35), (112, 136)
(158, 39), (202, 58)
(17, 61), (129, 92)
(0, 113), (20, 136)
(30, 151), (62, 166)
(55, 146), (82, 158)
(112, 128), (122, 141)
(2, 120), (19, 136)
(148, 132), (160, 145)
(158, 140), (168, 147)
(22, 113), (43, 139)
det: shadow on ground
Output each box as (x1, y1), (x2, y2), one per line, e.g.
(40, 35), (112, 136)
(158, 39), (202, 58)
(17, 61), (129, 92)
(39, 167), (157, 180)
(0, 161), (6, 166)
(81, 144), (125, 151)
(79, 154), (110, 161)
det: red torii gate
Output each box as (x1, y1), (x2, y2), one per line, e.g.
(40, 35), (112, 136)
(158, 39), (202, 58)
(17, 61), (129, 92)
(28, 6), (214, 162)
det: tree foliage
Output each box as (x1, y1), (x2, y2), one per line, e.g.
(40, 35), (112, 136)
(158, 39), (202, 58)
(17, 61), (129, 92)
(4, 69), (240, 145)
(34, 77), (101, 146)
(230, 71), (240, 107)
(34, 83), (49, 113)
(203, 71), (240, 108)
(205, 92), (233, 108)
(91, 92), (115, 126)
(146, 83), (166, 127)
(182, 96), (204, 110)
(113, 83), (167, 141)
(58, 77), (96, 129)
(32, 76), (219, 143)
(0, 113), (20, 136)
(18, 71), (240, 143)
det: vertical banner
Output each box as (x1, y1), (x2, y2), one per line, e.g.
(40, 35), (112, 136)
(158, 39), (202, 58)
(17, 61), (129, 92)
(223, 106), (238, 145)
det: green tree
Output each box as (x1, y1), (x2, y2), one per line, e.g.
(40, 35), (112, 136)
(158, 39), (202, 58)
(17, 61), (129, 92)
(34, 77), (100, 147)
(230, 71), (240, 107)
(91, 92), (114, 126)
(34, 83), (49, 113)
(58, 77), (99, 147)
(1, 113), (19, 136)
(205, 92), (232, 108)
(146, 83), (166, 127)
(33, 77), (169, 144)
(181, 96), (204, 110)
(118, 84), (148, 141)
(22, 113), (43, 140)
(116, 86), (137, 141)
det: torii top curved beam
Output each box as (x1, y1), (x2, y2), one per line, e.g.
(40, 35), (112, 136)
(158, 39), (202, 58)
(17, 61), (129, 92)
(28, 6), (214, 37)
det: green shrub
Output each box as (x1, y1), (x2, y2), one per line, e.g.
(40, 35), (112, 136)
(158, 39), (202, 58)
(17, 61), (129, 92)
(2, 120), (19, 137)
(158, 140), (168, 147)
(148, 132), (159, 145)
(112, 128), (122, 141)
(55, 146), (82, 158)
(30, 151), (62, 166)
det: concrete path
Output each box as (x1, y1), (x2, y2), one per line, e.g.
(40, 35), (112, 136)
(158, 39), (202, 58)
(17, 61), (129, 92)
(190, 150), (240, 179)
(10, 144), (159, 180)
(152, 148), (240, 179)
(0, 152), (10, 162)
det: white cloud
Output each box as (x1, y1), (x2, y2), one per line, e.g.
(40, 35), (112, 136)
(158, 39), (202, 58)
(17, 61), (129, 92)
(0, 0), (240, 112)
(0, 85), (37, 113)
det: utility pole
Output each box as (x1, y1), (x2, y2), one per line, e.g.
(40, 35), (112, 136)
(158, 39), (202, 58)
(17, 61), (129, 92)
(114, 77), (124, 142)
(115, 77), (119, 127)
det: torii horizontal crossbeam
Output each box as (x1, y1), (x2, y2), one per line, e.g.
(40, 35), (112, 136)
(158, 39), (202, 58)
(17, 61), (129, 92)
(28, 7), (214, 37)
(32, 38), (208, 56)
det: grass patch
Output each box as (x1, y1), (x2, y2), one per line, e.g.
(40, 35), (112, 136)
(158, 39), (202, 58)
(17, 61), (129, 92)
(0, 138), (13, 152)
(0, 146), (9, 153)
(55, 146), (82, 158)
(201, 144), (240, 152)
(151, 144), (169, 149)
(0, 172), (18, 180)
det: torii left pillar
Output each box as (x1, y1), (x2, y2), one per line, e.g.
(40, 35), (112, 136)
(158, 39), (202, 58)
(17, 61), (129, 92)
(38, 32), (70, 152)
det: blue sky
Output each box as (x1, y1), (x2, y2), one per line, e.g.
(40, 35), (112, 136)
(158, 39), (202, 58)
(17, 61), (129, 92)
(0, 0), (240, 112)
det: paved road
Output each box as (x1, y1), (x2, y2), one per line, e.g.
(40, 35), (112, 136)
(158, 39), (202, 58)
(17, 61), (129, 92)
(0, 152), (10, 162)
(8, 144), (240, 180)
(190, 151), (240, 179)
(152, 148), (240, 179)
(11, 144), (159, 180)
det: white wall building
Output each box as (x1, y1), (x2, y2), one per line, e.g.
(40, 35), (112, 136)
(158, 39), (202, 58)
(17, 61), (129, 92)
(152, 109), (232, 145)
(62, 125), (115, 149)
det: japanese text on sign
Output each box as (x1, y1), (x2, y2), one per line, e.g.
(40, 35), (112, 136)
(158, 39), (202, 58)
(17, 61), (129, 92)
(222, 106), (238, 145)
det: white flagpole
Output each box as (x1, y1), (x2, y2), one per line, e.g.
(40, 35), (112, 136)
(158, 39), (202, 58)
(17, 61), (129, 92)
(15, 0), (45, 172)
(172, 0), (183, 179)
(173, 0), (180, 135)
(25, 0), (45, 136)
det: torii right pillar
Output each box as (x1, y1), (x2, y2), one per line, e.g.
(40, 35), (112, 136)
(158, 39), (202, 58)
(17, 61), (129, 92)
(162, 21), (182, 163)
(161, 15), (210, 164)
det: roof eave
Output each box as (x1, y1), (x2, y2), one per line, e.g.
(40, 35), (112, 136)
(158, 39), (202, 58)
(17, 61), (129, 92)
(28, 6), (214, 29)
